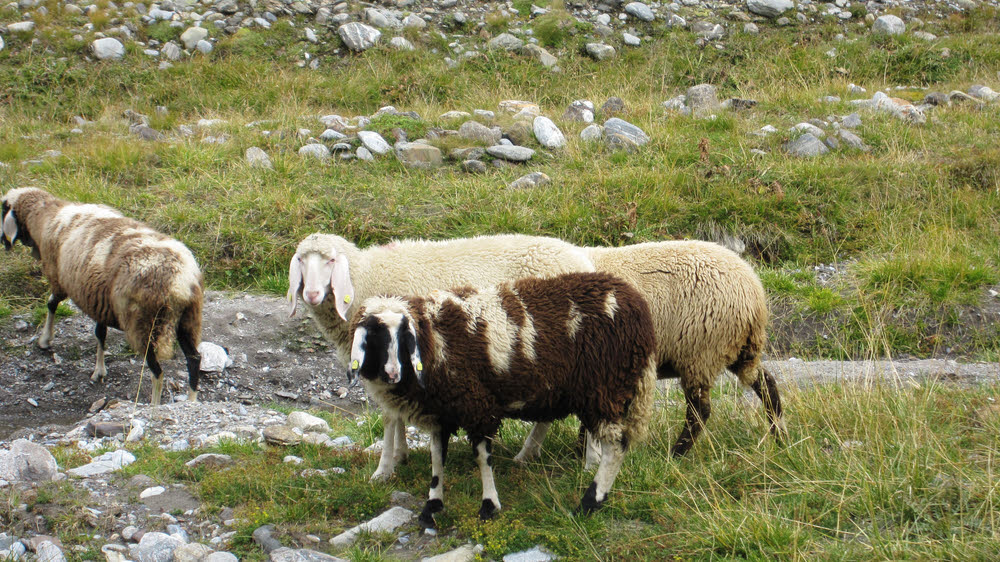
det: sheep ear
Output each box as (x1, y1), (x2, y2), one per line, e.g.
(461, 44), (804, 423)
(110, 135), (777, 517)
(407, 321), (425, 388)
(349, 325), (367, 388)
(287, 255), (302, 317)
(332, 254), (354, 322)
(2, 209), (17, 246)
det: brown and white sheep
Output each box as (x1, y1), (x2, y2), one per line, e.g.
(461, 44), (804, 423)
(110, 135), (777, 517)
(2, 187), (203, 406)
(349, 272), (658, 525)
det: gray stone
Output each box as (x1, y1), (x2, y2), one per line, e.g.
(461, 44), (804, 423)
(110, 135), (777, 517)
(532, 116), (566, 149)
(365, 8), (402, 30)
(403, 14), (426, 29)
(486, 145), (535, 162)
(872, 15), (905, 35)
(603, 118), (649, 147)
(523, 43), (558, 68)
(969, 85), (999, 102)
(624, 2), (655, 21)
(85, 421), (126, 437)
(263, 425), (302, 446)
(253, 525), (283, 554)
(389, 37), (414, 51)
(687, 83), (720, 116)
(337, 22), (380, 52)
(824, 136), (840, 150)
(173, 543), (213, 562)
(747, 0), (793, 18)
(161, 42), (182, 61)
(0, 36), (4, 53)
(585, 43), (616, 61)
(205, 553), (238, 562)
(355, 147), (373, 161)
(245, 147), (273, 169)
(601, 97), (626, 117)
(458, 121), (501, 145)
(488, 33), (523, 51)
(394, 142), (442, 168)
(693, 22), (724, 40)
(129, 532), (183, 562)
(142, 487), (200, 514)
(298, 144), (330, 161)
(841, 113), (862, 128)
(358, 131), (392, 155)
(462, 160), (487, 173)
(330, 506), (413, 547)
(423, 544), (480, 562)
(3, 540), (26, 561)
(35, 541), (65, 562)
(180, 27), (208, 50)
(0, 439), (59, 482)
(837, 129), (870, 151)
(580, 124), (602, 142)
(92, 38), (125, 60)
(744, 22), (759, 33)
(319, 129), (346, 141)
(783, 133), (829, 157)
(7, 21), (35, 33)
(508, 172), (551, 190)
(198, 341), (231, 372)
(790, 122), (825, 138)
(503, 545), (555, 562)
(185, 454), (233, 469)
(269, 548), (346, 562)
(287, 411), (330, 433)
(562, 100), (594, 123)
(913, 31), (937, 41)
(195, 40), (212, 55)
(923, 92), (949, 106)
(68, 450), (135, 477)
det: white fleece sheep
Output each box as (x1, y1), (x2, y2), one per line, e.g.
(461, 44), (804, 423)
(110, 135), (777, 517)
(287, 232), (594, 480)
(2, 187), (204, 406)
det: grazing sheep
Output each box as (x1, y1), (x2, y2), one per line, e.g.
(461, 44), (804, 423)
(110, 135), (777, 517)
(287, 233), (594, 480)
(349, 272), (657, 525)
(2, 188), (204, 406)
(516, 240), (785, 463)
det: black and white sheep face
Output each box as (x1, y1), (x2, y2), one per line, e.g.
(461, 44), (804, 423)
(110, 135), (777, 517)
(2, 192), (36, 253)
(350, 310), (423, 387)
(287, 250), (355, 320)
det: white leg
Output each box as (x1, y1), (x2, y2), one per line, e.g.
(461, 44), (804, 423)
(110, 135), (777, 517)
(583, 430), (602, 471)
(38, 294), (62, 349)
(514, 422), (550, 463)
(579, 439), (627, 514)
(475, 437), (501, 519)
(91, 324), (107, 383)
(418, 427), (447, 529)
(393, 415), (409, 464)
(371, 415), (397, 482)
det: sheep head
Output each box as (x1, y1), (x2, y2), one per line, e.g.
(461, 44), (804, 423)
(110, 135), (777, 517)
(2, 188), (45, 253)
(288, 234), (355, 320)
(350, 298), (424, 388)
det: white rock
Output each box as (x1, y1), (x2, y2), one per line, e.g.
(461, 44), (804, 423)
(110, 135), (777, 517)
(298, 143), (331, 160)
(36, 541), (65, 562)
(747, 0), (793, 18)
(330, 506), (413, 547)
(357, 131), (392, 155)
(92, 38), (125, 60)
(872, 15), (905, 35)
(287, 411), (330, 433)
(180, 27), (208, 50)
(140, 486), (166, 499)
(337, 22), (381, 52)
(198, 342), (232, 372)
(0, 439), (59, 482)
(7, 21), (35, 33)
(580, 124), (602, 142)
(389, 37), (414, 51)
(245, 147), (273, 169)
(532, 116), (566, 149)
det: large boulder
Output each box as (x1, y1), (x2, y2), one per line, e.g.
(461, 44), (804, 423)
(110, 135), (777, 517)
(338, 22), (381, 52)
(747, 0), (793, 18)
(92, 38), (125, 60)
(0, 439), (59, 482)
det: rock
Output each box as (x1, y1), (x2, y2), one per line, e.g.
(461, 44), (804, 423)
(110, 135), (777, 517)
(747, 0), (793, 18)
(68, 450), (136, 477)
(130, 532), (182, 562)
(270, 548), (346, 562)
(508, 172), (551, 190)
(403, 14), (426, 29)
(458, 121), (501, 145)
(601, 97), (626, 117)
(27, 536), (63, 552)
(499, 100), (540, 116)
(872, 15), (905, 36)
(245, 147), (273, 169)
(395, 142), (443, 169)
(180, 27), (208, 50)
(744, 22), (759, 34)
(140, 486), (166, 499)
(7, 21), (35, 33)
(35, 541), (65, 562)
(185, 454), (233, 469)
(3, 540), (26, 561)
(319, 129), (346, 141)
(287, 411), (330, 433)
(523, 43), (558, 68)
(693, 22), (725, 40)
(623, 33), (641, 47)
(486, 145), (535, 162)
(85, 421), (126, 437)
(330, 506), (413, 547)
(389, 37), (414, 51)
(253, 525), (283, 554)
(563, 100), (594, 123)
(783, 133), (829, 157)
(686, 84), (720, 116)
(423, 544), (481, 562)
(358, 131), (392, 155)
(585, 43), (616, 61)
(198, 342), (232, 372)
(791, 122), (825, 138)
(142, 487), (200, 514)
(298, 144), (331, 161)
(913, 31), (937, 41)
(0, 439), (59, 482)
(488, 32), (523, 51)
(263, 425), (302, 447)
(462, 160), (487, 173)
(337, 22), (381, 52)
(126, 420), (145, 442)
(837, 129), (870, 151)
(624, 2), (655, 21)
(503, 545), (556, 562)
(92, 38), (125, 60)
(923, 92), (949, 106)
(205, 553), (238, 562)
(841, 113), (862, 128)
(161, 43), (182, 61)
(580, 124), (602, 142)
(0, 36), (4, 53)
(603, 118), (649, 148)
(532, 117), (566, 149)
(173, 543), (214, 562)
(969, 85), (999, 102)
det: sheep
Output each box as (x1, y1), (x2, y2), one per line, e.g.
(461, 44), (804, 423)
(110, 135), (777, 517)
(348, 272), (658, 525)
(1, 187), (204, 406)
(287, 232), (594, 480)
(515, 240), (785, 463)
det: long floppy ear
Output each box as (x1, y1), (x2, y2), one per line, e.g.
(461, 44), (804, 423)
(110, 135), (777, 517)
(332, 254), (355, 322)
(287, 254), (302, 317)
(2, 209), (18, 247)
(349, 325), (368, 387)
(407, 320), (425, 388)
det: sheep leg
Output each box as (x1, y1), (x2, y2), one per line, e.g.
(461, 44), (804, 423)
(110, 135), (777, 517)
(472, 435), (501, 520)
(393, 416), (409, 465)
(578, 438), (627, 515)
(91, 323), (108, 383)
(371, 415), (398, 482)
(671, 384), (711, 457)
(144, 346), (165, 406)
(38, 293), (65, 349)
(513, 422), (550, 463)
(418, 427), (448, 529)
(177, 324), (202, 403)
(751, 366), (786, 443)
(583, 431), (603, 471)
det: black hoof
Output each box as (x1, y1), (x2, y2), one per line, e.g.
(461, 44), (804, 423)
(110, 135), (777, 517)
(419, 498), (443, 529)
(575, 481), (603, 515)
(478, 499), (499, 520)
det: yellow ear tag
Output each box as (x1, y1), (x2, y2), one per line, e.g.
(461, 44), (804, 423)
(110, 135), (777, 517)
(351, 360), (359, 370)
(416, 361), (423, 372)
(343, 295), (352, 304)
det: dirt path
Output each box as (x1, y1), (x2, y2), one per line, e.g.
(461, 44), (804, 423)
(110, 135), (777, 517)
(1, 292), (998, 439)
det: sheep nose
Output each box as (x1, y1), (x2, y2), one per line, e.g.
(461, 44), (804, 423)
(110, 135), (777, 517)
(385, 366), (400, 383)
(304, 290), (322, 304)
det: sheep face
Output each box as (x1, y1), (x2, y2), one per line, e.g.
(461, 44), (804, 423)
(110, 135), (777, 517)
(350, 305), (423, 388)
(287, 249), (354, 320)
(1, 190), (38, 253)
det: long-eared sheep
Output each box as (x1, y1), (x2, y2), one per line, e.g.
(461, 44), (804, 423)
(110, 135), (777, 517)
(1, 187), (204, 406)
(349, 272), (657, 524)
(516, 240), (785, 464)
(287, 233), (594, 480)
